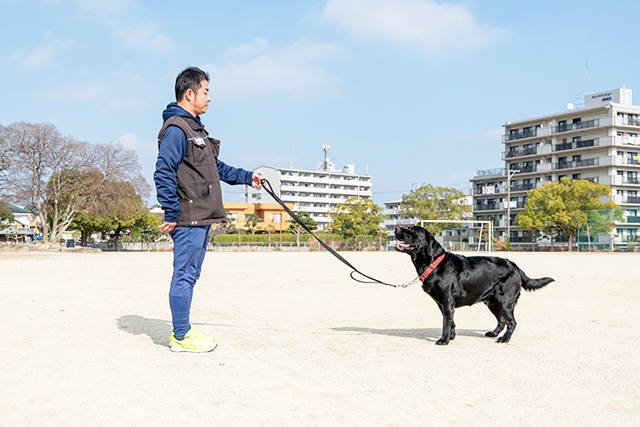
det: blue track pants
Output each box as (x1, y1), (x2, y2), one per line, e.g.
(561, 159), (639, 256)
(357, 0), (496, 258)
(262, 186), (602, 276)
(168, 225), (210, 337)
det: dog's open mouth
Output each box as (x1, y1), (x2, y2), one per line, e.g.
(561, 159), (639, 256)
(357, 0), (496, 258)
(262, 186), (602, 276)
(394, 242), (413, 252)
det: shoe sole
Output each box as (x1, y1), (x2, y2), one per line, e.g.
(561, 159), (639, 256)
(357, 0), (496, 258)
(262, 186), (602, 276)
(170, 342), (218, 353)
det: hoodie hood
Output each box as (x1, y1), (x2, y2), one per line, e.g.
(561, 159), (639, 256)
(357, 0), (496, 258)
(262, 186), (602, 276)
(162, 102), (203, 126)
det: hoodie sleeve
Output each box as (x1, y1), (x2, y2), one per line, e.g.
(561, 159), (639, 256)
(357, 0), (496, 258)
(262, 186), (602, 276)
(217, 158), (254, 186)
(153, 126), (187, 223)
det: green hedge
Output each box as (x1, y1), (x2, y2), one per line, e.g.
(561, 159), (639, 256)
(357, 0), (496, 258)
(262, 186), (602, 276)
(211, 233), (388, 244)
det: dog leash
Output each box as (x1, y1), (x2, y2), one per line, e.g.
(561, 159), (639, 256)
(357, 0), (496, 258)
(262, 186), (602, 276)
(260, 178), (417, 288)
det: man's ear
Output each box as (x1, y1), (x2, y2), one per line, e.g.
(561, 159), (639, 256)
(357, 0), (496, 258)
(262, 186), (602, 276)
(183, 88), (194, 103)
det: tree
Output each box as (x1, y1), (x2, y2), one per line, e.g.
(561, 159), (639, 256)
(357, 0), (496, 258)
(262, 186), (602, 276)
(0, 202), (14, 228)
(580, 209), (624, 250)
(0, 122), (150, 243)
(399, 184), (470, 234)
(244, 214), (259, 235)
(287, 211), (317, 247)
(102, 181), (149, 251)
(515, 178), (619, 251)
(0, 122), (93, 243)
(328, 197), (385, 245)
(70, 211), (112, 246)
(129, 212), (163, 243)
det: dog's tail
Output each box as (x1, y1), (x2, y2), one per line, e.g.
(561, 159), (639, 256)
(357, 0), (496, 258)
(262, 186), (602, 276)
(520, 269), (554, 291)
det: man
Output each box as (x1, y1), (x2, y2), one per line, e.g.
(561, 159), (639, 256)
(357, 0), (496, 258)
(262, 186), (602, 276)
(154, 66), (262, 353)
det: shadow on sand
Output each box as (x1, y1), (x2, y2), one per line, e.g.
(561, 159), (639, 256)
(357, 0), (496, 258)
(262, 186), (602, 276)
(117, 315), (173, 348)
(331, 326), (488, 342)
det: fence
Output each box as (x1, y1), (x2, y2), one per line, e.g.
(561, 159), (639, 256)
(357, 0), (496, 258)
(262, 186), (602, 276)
(85, 241), (389, 252)
(576, 208), (636, 252)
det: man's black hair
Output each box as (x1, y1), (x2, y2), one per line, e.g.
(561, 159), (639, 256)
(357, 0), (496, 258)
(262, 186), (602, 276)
(175, 67), (210, 101)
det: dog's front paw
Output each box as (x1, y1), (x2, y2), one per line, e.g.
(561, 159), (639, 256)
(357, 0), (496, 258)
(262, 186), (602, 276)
(496, 335), (511, 343)
(485, 331), (498, 338)
(435, 338), (450, 345)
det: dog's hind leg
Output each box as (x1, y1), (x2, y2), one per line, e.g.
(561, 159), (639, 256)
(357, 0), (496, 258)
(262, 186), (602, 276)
(497, 310), (516, 343)
(485, 302), (506, 338)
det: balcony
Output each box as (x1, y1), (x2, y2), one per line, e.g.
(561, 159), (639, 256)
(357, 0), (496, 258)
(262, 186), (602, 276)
(504, 130), (537, 142)
(553, 157), (599, 170)
(505, 147), (536, 158)
(501, 201), (526, 209)
(552, 119), (599, 133)
(627, 216), (640, 223)
(510, 183), (535, 192)
(472, 186), (507, 195)
(622, 117), (640, 126)
(553, 138), (599, 152)
(619, 157), (640, 166)
(515, 164), (536, 173)
(623, 196), (640, 204)
(623, 177), (640, 184)
(474, 203), (499, 211)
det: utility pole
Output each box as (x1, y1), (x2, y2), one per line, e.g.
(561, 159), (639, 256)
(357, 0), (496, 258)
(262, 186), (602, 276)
(506, 168), (519, 250)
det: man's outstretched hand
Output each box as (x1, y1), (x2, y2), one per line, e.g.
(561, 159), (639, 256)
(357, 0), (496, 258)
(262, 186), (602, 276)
(252, 173), (264, 188)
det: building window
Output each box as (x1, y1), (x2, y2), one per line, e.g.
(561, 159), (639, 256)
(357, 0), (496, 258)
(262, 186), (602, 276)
(271, 213), (281, 223)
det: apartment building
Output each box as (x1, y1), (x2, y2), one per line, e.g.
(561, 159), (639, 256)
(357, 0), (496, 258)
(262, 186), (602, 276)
(246, 162), (373, 230)
(470, 88), (640, 248)
(383, 200), (418, 249)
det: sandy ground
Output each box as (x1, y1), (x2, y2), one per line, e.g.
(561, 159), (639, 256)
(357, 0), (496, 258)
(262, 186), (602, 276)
(0, 249), (638, 426)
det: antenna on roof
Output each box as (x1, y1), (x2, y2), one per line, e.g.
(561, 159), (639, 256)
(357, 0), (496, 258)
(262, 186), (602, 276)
(586, 57), (589, 95)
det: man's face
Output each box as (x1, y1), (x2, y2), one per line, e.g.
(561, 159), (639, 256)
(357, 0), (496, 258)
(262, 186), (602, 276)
(191, 80), (210, 116)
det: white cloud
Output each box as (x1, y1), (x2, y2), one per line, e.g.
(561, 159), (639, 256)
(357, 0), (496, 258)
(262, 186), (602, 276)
(42, 82), (109, 102)
(204, 38), (344, 100)
(113, 21), (175, 53)
(321, 0), (509, 55)
(41, 82), (149, 113)
(116, 132), (156, 156)
(10, 31), (79, 69)
(75, 0), (174, 53)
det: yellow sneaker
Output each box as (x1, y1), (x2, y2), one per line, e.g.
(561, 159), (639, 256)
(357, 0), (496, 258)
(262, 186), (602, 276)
(170, 328), (217, 353)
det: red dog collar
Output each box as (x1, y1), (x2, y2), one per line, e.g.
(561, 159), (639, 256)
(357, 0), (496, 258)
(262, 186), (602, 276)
(420, 254), (446, 281)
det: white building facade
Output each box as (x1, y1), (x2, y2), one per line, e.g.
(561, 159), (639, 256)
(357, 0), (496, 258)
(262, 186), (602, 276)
(247, 164), (373, 230)
(470, 88), (640, 249)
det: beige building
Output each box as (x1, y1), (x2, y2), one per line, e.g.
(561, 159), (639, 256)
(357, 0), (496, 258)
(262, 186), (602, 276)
(470, 88), (640, 249)
(223, 202), (293, 233)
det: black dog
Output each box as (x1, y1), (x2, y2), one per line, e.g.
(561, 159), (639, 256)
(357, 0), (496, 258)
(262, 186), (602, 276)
(395, 226), (553, 345)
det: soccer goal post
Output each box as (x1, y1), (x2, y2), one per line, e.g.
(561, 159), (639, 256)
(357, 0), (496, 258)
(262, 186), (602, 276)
(418, 219), (493, 253)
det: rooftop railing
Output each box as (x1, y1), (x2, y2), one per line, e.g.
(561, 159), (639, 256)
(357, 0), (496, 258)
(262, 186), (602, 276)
(475, 168), (505, 177)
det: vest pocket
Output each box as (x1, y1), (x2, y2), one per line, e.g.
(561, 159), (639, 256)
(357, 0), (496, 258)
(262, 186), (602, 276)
(177, 180), (224, 224)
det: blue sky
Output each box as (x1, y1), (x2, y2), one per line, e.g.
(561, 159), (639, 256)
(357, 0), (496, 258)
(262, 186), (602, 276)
(2, 0), (640, 205)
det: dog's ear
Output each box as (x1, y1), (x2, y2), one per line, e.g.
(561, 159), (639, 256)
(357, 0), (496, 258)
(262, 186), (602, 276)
(423, 228), (445, 257)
